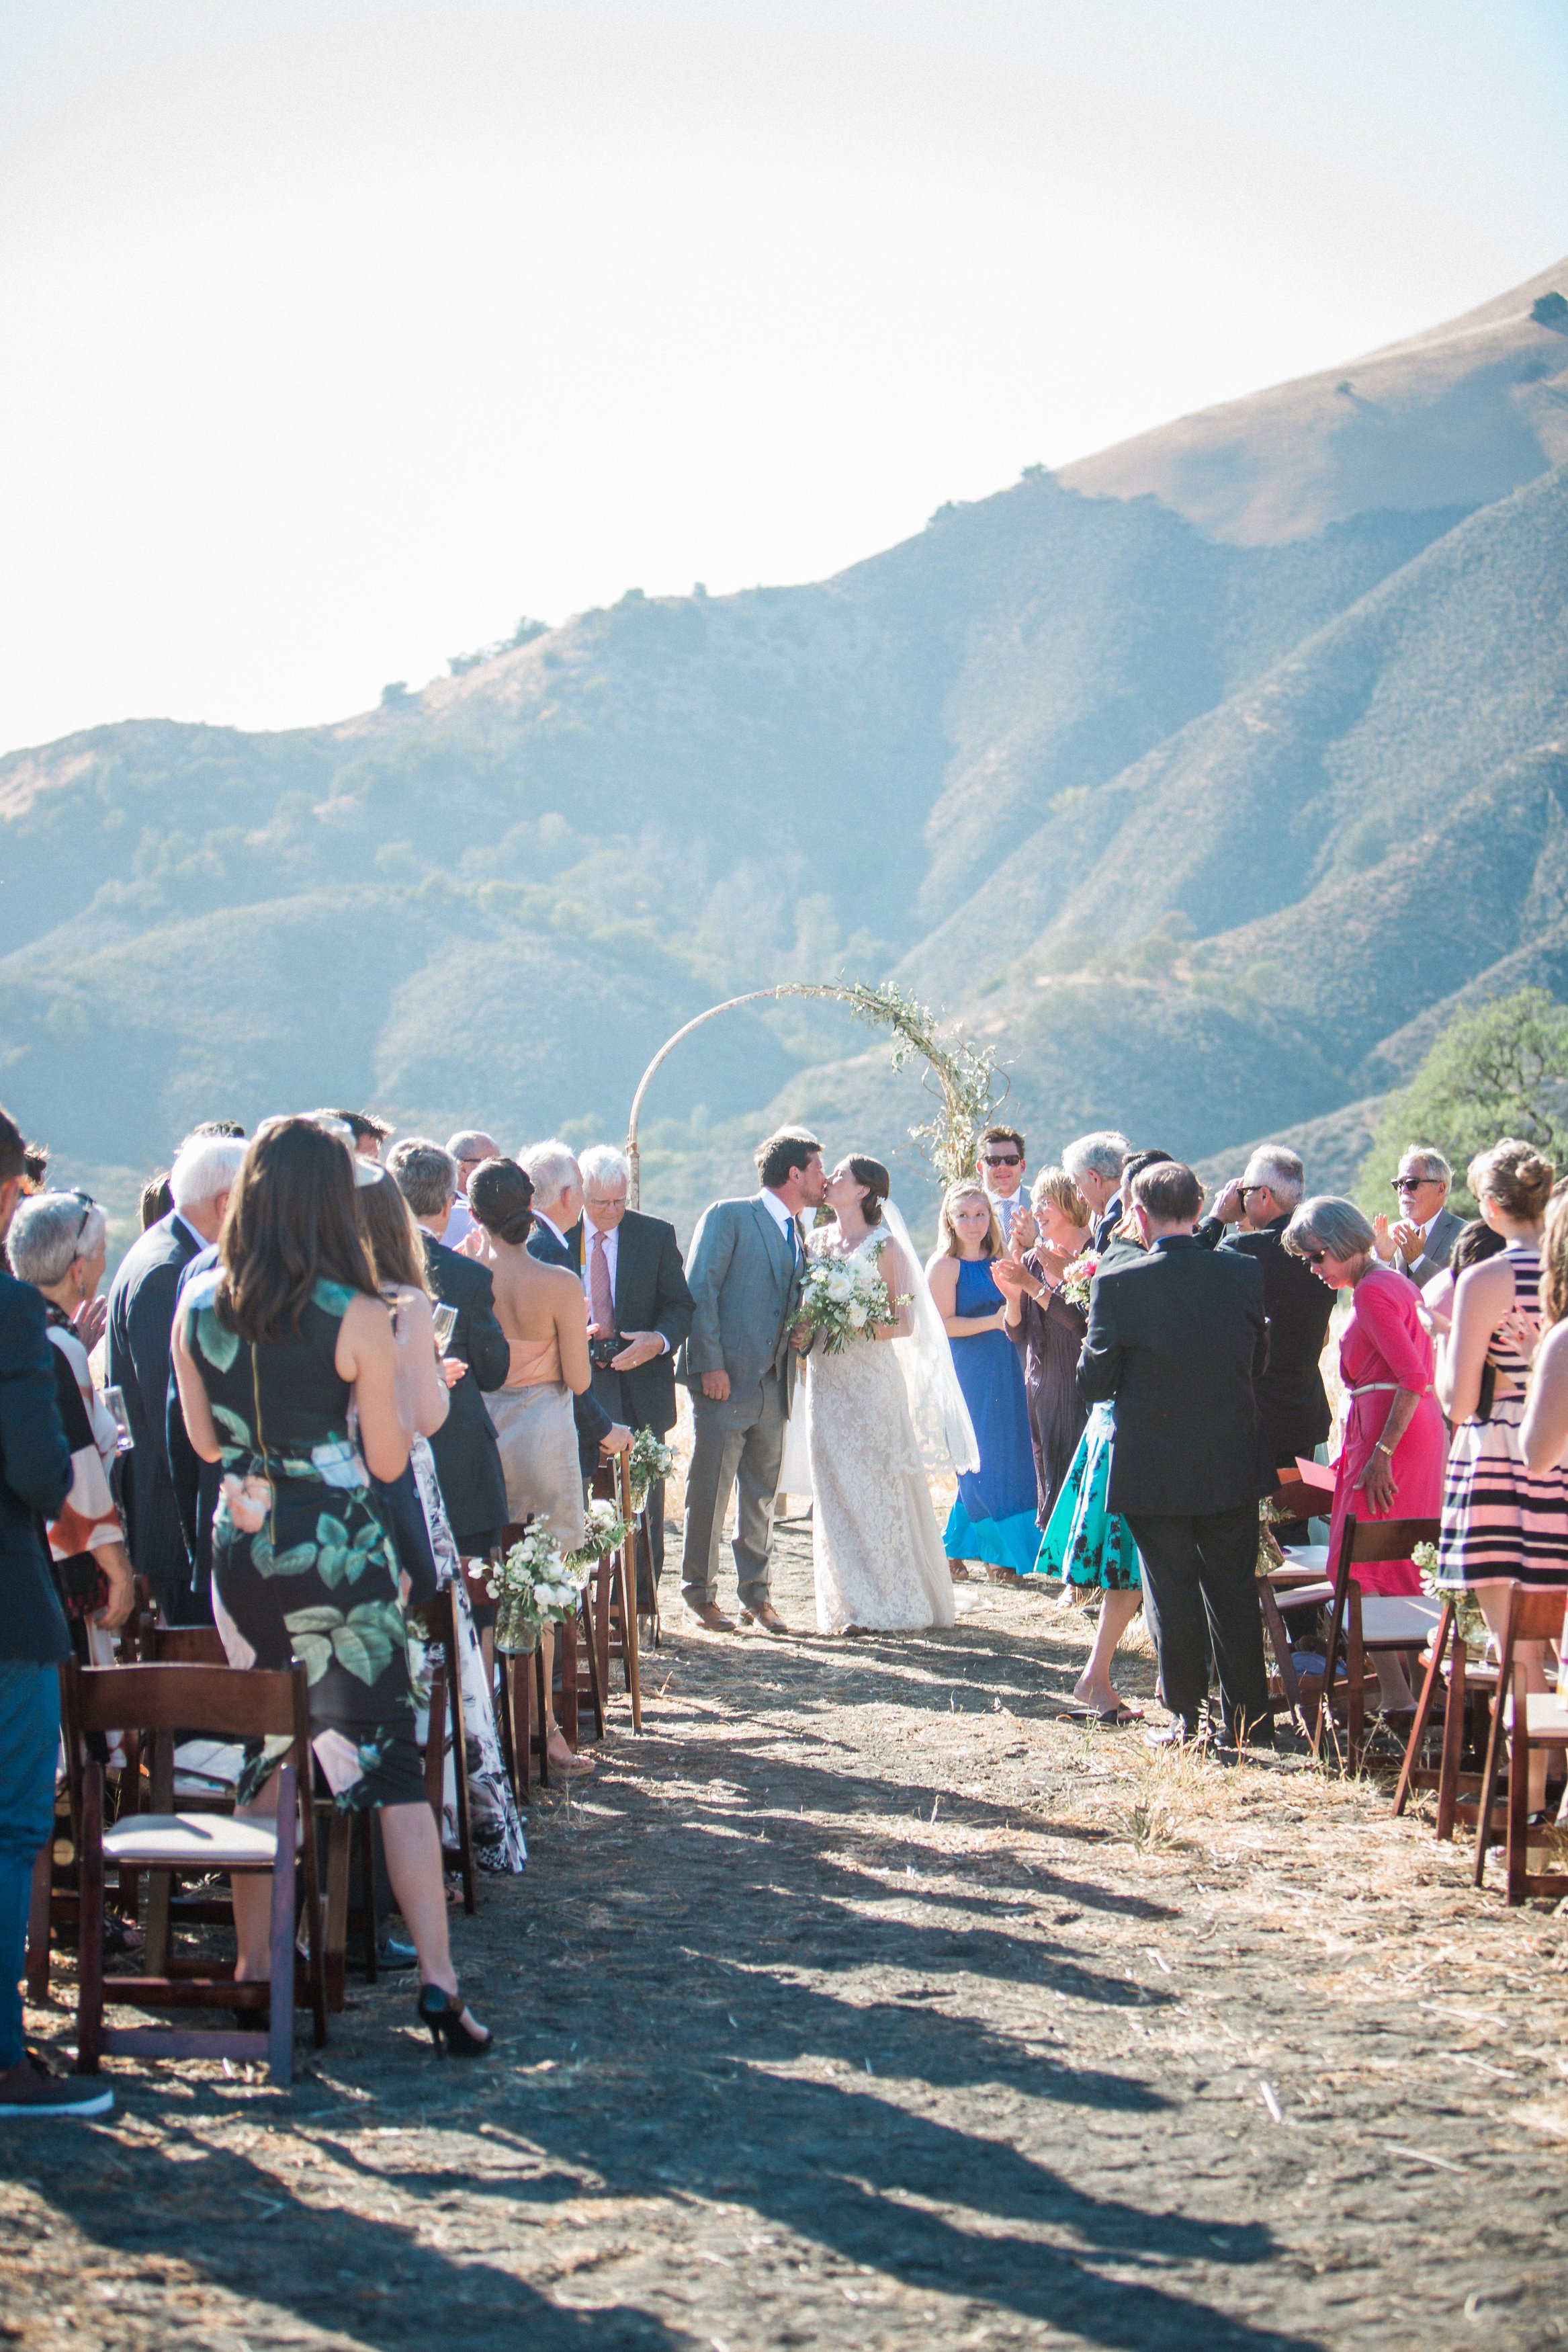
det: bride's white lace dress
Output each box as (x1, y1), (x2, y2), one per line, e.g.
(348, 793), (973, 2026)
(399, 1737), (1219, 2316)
(805, 1227), (957, 1634)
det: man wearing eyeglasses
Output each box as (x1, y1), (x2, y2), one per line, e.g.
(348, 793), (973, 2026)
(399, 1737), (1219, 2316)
(977, 1126), (1029, 1246)
(1372, 1149), (1462, 1285)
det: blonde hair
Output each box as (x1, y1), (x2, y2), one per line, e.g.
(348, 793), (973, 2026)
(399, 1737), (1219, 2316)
(1031, 1166), (1090, 1231)
(1469, 1137), (1555, 1223)
(937, 1182), (1002, 1258)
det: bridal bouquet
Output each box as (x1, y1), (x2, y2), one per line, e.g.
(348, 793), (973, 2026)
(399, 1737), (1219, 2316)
(797, 1252), (904, 1353)
(1058, 1251), (1099, 1311)
(627, 1426), (676, 1513)
(485, 1523), (590, 1655)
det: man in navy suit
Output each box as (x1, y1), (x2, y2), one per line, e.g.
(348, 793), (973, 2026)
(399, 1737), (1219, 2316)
(0, 1102), (112, 2117)
(106, 1133), (245, 1623)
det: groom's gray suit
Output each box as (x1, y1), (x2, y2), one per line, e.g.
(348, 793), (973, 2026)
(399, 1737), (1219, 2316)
(678, 1193), (805, 1613)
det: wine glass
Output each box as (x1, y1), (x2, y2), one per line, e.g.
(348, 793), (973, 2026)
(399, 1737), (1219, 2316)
(102, 1386), (135, 1453)
(431, 1303), (459, 1357)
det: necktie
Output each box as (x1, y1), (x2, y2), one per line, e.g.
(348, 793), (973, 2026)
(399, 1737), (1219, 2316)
(590, 1230), (615, 1332)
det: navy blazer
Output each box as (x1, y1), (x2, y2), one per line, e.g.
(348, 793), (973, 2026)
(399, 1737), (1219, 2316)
(566, 1210), (693, 1437)
(420, 1233), (509, 1545)
(0, 1269), (73, 1662)
(1194, 1212), (1333, 1468)
(528, 1221), (614, 1471)
(105, 1212), (202, 1591)
(1078, 1234), (1273, 1517)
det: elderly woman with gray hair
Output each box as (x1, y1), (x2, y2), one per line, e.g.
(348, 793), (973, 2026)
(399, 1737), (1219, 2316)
(1284, 1195), (1447, 1709)
(7, 1191), (134, 1648)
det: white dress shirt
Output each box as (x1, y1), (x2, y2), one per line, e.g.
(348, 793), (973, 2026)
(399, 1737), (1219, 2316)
(757, 1189), (802, 1257)
(582, 1220), (620, 1319)
(989, 1191), (1022, 1243)
(442, 1197), (475, 1251)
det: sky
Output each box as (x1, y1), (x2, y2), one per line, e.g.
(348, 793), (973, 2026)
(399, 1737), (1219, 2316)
(1, 0), (1565, 757)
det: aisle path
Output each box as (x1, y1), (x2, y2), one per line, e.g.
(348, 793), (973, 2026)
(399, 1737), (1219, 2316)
(3, 1530), (1566, 2350)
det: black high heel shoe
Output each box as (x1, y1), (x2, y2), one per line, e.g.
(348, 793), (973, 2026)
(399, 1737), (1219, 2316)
(417, 1984), (492, 2058)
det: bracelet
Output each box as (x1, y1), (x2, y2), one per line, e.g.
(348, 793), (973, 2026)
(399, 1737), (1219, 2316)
(1373, 1440), (1394, 1458)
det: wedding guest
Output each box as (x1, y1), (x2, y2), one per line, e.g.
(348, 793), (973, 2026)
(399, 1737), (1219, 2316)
(1030, 1171), (1147, 1718)
(443, 1130), (499, 1251)
(1284, 1194), (1448, 1713)
(571, 1145), (693, 1618)
(521, 1141), (625, 1474)
(1098, 1150), (1175, 1269)
(1433, 1142), (1565, 1802)
(106, 1132), (246, 1624)
(388, 1140), (510, 1566)
(1083, 1159), (1274, 1749)
(173, 1116), (489, 2054)
(1063, 1132), (1133, 1251)
(1417, 1218), (1504, 1339)
(994, 1167), (1091, 1523)
(977, 1126), (1029, 1247)
(1520, 1188), (1568, 1472)
(140, 1172), (173, 1230)
(0, 1107), (103, 2118)
(1373, 1148), (1463, 1283)
(470, 1157), (596, 1774)
(928, 1181), (1040, 1579)
(321, 1109), (392, 1162)
(1197, 1146), (1334, 1485)
(8, 1192), (134, 1655)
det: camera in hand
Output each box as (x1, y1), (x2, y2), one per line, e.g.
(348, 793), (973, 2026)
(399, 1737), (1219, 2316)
(589, 1333), (625, 1370)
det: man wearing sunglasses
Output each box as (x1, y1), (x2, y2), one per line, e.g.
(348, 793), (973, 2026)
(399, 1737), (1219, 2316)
(977, 1126), (1029, 1247)
(1371, 1149), (1461, 1286)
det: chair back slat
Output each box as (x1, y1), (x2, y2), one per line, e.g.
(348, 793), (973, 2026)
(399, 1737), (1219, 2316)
(69, 1661), (298, 1738)
(1502, 1586), (1568, 1645)
(1348, 1515), (1442, 1565)
(151, 1626), (228, 1665)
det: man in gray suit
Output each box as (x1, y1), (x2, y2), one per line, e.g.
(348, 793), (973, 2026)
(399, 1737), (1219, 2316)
(1373, 1147), (1464, 1285)
(679, 1129), (826, 1634)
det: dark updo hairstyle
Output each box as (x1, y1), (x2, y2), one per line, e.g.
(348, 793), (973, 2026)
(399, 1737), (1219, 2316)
(1450, 1218), (1506, 1276)
(1469, 1138), (1555, 1222)
(846, 1154), (890, 1227)
(468, 1157), (535, 1246)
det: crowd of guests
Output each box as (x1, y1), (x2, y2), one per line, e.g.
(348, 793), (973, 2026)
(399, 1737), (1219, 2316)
(936, 1124), (1568, 1767)
(0, 1101), (693, 2112)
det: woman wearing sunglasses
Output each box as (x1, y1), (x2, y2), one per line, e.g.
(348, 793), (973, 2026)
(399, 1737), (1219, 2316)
(1282, 1195), (1446, 1713)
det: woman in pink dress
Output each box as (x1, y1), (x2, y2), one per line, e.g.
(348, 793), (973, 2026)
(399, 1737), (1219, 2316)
(1284, 1195), (1446, 1710)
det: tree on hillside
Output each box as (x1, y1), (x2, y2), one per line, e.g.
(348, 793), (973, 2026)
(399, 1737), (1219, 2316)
(1358, 988), (1568, 1214)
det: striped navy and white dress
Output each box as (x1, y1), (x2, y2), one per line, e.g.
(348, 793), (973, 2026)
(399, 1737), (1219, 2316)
(1437, 1243), (1568, 1587)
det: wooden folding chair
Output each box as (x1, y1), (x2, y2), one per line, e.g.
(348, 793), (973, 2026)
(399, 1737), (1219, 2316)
(1254, 1559), (1335, 1738)
(69, 1658), (326, 2087)
(1473, 1585), (1568, 1901)
(1311, 1515), (1443, 1768)
(479, 1530), (551, 1802)
(1392, 1581), (1510, 1838)
(599, 1452), (642, 1732)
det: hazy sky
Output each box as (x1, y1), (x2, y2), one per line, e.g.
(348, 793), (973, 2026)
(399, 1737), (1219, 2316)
(2, 0), (1564, 757)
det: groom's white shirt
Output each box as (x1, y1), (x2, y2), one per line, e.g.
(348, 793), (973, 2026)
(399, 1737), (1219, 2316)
(756, 1189), (800, 1253)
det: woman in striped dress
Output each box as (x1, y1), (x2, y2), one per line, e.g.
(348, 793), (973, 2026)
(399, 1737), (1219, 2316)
(1436, 1140), (1565, 1812)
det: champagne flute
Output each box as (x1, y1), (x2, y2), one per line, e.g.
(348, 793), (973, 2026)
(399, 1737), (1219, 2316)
(431, 1303), (459, 1357)
(103, 1386), (135, 1453)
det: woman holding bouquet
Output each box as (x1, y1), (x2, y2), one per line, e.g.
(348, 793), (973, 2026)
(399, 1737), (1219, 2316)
(801, 1156), (959, 1634)
(993, 1167), (1092, 1527)
(928, 1183), (1041, 1579)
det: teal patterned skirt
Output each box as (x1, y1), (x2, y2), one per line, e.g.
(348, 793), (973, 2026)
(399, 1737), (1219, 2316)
(1034, 1402), (1141, 1591)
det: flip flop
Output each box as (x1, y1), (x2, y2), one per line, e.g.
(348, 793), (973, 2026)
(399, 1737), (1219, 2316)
(1098, 1705), (1145, 1727)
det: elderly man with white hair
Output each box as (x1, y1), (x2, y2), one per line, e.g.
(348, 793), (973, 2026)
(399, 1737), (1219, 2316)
(1196, 1142), (1334, 1483)
(566, 1145), (695, 1622)
(521, 1140), (627, 1478)
(1062, 1131), (1134, 1251)
(106, 1130), (246, 1622)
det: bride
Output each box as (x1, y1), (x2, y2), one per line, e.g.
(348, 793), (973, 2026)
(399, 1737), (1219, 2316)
(800, 1154), (976, 1635)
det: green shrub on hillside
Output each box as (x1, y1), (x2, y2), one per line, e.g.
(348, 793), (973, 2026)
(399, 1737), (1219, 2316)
(1357, 988), (1568, 1213)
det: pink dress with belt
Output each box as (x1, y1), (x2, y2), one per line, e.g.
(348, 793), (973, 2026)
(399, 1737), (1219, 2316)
(1329, 1265), (1446, 1595)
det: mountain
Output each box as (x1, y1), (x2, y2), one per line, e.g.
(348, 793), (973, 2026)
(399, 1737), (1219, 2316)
(3, 254), (1565, 1239)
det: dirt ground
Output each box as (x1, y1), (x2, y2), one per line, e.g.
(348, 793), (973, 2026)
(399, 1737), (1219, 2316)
(4, 1525), (1568, 2352)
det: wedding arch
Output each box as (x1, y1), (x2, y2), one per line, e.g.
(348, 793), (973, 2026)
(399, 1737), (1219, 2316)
(624, 978), (1008, 1208)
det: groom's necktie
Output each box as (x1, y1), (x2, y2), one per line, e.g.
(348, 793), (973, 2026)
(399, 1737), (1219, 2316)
(789, 1218), (803, 1269)
(590, 1230), (615, 1332)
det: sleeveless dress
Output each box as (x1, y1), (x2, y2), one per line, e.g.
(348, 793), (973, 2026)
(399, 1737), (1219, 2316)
(182, 1269), (425, 1810)
(484, 1331), (586, 1552)
(941, 1257), (1044, 1576)
(805, 1230), (956, 1634)
(1438, 1243), (1568, 1587)
(1329, 1265), (1445, 1596)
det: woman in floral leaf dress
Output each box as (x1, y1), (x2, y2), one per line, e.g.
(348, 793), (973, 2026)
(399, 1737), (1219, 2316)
(172, 1116), (490, 2055)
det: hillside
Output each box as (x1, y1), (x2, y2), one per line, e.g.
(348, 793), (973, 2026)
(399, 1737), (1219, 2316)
(2, 253), (1565, 1236)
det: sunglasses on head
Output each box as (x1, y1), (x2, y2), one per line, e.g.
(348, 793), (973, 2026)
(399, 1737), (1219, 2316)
(983, 1152), (1022, 1167)
(69, 1188), (95, 1244)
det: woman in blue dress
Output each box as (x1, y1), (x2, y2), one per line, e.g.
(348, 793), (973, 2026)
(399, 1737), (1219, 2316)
(926, 1183), (1041, 1578)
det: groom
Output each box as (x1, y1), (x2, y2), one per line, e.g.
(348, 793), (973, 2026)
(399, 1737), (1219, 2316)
(678, 1128), (826, 1634)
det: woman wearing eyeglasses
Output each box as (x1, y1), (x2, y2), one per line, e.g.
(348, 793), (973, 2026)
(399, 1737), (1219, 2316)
(1283, 1194), (1447, 1712)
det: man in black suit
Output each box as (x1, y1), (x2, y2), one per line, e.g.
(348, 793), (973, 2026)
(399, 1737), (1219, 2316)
(1195, 1144), (1333, 1483)
(521, 1140), (627, 1476)
(388, 1140), (510, 1559)
(106, 1132), (245, 1623)
(1079, 1157), (1274, 1750)
(569, 1145), (694, 1615)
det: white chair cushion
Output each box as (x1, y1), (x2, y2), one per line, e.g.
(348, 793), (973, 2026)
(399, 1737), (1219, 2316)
(1523, 1693), (1568, 1740)
(1358, 1595), (1442, 1644)
(103, 1812), (280, 1869)
(1280, 1544), (1330, 1572)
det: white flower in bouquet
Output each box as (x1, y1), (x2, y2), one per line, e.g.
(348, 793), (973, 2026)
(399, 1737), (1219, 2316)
(566, 1497), (631, 1571)
(798, 1249), (906, 1355)
(627, 1426), (676, 1512)
(485, 1523), (588, 1653)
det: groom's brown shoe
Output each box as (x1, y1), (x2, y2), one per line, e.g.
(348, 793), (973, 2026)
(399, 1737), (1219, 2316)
(687, 1602), (736, 1633)
(744, 1603), (791, 1637)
